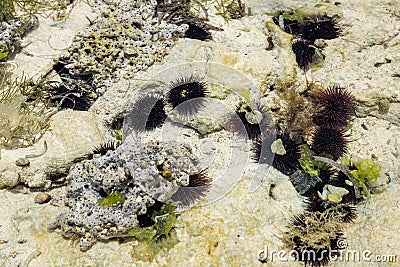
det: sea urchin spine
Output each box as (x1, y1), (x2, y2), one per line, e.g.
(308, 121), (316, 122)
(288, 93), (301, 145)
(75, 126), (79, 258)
(252, 132), (301, 176)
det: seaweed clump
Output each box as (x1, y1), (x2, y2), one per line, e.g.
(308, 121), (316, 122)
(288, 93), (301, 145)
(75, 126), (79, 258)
(282, 205), (352, 267)
(0, 74), (52, 149)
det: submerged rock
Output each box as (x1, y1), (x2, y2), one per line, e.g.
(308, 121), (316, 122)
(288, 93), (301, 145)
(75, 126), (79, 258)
(48, 136), (203, 251)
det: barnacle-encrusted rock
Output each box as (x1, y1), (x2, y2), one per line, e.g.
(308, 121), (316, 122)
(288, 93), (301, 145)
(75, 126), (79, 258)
(63, 0), (188, 87)
(49, 137), (201, 251)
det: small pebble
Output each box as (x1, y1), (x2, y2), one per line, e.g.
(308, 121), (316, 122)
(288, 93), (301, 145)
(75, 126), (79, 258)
(34, 193), (51, 204)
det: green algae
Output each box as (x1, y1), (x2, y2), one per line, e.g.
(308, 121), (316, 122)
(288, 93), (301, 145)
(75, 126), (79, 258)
(128, 204), (177, 242)
(0, 44), (9, 61)
(341, 156), (382, 191)
(97, 191), (126, 207)
(298, 145), (325, 176)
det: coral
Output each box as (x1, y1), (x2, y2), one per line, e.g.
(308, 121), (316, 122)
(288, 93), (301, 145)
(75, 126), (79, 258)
(312, 86), (356, 128)
(60, 1), (189, 87)
(49, 138), (206, 251)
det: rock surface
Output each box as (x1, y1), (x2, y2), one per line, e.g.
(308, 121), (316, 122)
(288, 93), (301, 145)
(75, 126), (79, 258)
(0, 110), (105, 188)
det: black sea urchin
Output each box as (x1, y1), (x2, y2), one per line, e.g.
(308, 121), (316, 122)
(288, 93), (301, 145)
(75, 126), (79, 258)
(328, 172), (358, 204)
(334, 204), (358, 223)
(227, 109), (261, 140)
(226, 105), (273, 140)
(252, 132), (301, 175)
(313, 86), (356, 128)
(167, 75), (208, 117)
(292, 38), (316, 70)
(184, 22), (212, 41)
(299, 14), (342, 42)
(170, 170), (212, 207)
(85, 141), (119, 160)
(125, 95), (167, 132)
(311, 127), (348, 160)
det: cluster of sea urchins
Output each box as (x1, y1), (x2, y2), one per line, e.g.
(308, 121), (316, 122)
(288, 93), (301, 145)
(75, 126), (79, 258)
(126, 75), (209, 134)
(273, 13), (342, 70)
(311, 85), (355, 160)
(248, 83), (357, 266)
(285, 85), (357, 267)
(107, 75), (211, 208)
(224, 104), (303, 176)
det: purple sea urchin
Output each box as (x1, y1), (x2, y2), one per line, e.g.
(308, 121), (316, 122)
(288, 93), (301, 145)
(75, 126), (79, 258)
(170, 170), (212, 207)
(311, 127), (349, 160)
(313, 86), (356, 128)
(125, 95), (167, 133)
(273, 13), (342, 42)
(167, 75), (208, 117)
(252, 132), (301, 175)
